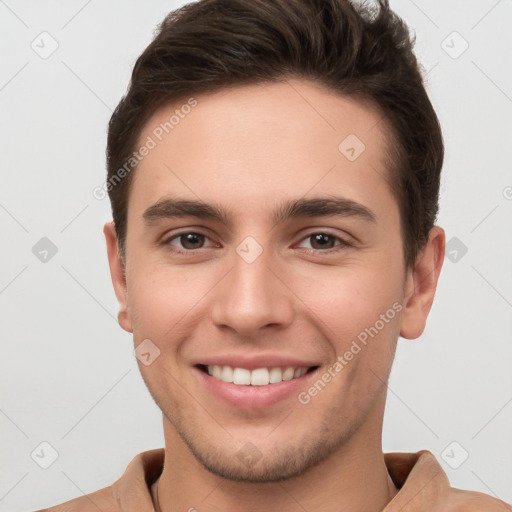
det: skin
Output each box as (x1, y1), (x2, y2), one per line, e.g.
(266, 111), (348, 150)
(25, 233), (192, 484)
(105, 78), (445, 511)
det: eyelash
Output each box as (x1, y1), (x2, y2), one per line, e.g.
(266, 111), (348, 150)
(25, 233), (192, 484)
(161, 231), (352, 255)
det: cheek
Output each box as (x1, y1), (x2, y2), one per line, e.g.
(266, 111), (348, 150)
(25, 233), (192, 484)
(125, 260), (227, 355)
(126, 264), (193, 335)
(294, 262), (403, 333)
(311, 272), (401, 401)
(294, 265), (403, 393)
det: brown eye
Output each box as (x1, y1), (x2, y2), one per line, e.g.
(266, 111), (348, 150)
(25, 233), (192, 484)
(309, 233), (337, 250)
(297, 232), (351, 252)
(164, 231), (217, 252)
(178, 233), (206, 249)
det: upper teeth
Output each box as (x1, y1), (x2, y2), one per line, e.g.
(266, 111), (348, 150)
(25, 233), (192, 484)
(207, 365), (309, 386)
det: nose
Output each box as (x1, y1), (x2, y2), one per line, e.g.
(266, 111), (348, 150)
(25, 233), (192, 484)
(209, 248), (295, 338)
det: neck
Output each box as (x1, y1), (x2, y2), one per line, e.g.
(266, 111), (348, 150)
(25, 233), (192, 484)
(154, 411), (397, 511)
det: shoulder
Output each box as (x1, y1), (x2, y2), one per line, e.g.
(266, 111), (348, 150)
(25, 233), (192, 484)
(385, 450), (511, 512)
(441, 487), (512, 512)
(35, 448), (164, 512)
(35, 484), (119, 512)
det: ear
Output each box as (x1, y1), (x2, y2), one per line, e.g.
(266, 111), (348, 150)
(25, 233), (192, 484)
(400, 226), (445, 340)
(104, 222), (133, 333)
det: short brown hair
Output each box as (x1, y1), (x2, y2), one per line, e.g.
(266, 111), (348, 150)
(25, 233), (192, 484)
(106, 0), (443, 268)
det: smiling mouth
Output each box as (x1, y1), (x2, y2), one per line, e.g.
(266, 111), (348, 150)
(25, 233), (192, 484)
(197, 364), (319, 386)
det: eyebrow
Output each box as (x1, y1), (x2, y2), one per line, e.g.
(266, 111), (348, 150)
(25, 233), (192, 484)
(142, 196), (376, 227)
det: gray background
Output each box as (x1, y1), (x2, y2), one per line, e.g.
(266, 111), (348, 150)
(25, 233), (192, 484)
(1, 1), (511, 510)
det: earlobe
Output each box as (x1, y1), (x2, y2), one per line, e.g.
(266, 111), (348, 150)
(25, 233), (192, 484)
(104, 222), (133, 333)
(399, 226), (445, 340)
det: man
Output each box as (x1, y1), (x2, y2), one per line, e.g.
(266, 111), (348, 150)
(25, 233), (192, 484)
(41, 0), (511, 510)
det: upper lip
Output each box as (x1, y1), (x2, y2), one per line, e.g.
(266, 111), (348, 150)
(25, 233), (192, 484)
(194, 354), (320, 371)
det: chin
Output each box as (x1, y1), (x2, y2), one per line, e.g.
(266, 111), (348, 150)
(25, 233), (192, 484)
(179, 424), (350, 484)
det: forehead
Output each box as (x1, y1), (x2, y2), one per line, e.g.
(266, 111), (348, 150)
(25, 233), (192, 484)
(130, 78), (395, 225)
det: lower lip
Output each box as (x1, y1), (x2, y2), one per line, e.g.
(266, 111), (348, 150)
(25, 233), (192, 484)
(194, 367), (316, 409)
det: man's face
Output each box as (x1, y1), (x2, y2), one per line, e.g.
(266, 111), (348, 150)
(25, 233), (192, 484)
(112, 79), (413, 481)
